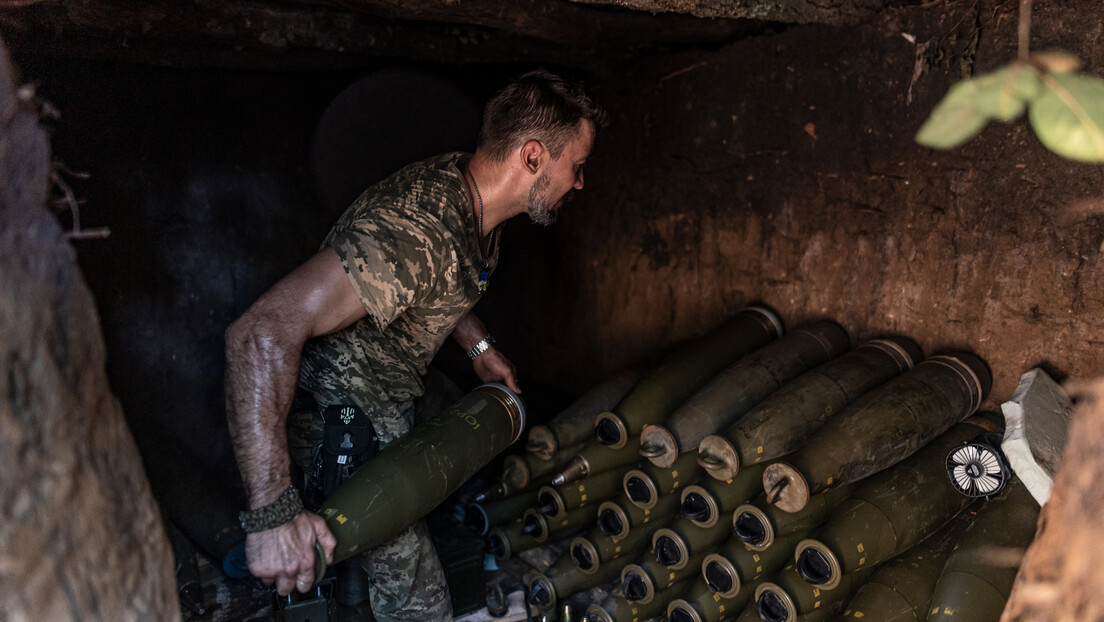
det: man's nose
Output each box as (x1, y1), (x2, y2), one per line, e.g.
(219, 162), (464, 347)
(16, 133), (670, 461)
(574, 169), (584, 190)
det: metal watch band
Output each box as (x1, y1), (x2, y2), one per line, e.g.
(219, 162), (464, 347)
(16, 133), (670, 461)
(466, 335), (495, 360)
(239, 485), (304, 533)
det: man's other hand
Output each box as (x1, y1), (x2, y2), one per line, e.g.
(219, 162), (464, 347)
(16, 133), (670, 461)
(245, 511), (337, 595)
(474, 346), (521, 394)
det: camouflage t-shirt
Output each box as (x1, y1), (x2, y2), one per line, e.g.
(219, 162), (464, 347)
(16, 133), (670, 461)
(298, 152), (499, 411)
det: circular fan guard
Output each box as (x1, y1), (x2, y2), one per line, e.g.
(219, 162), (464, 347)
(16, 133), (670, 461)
(945, 433), (1011, 497)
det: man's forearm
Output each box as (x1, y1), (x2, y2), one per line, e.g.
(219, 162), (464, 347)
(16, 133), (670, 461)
(225, 313), (304, 507)
(451, 311), (491, 352)
(225, 248), (370, 508)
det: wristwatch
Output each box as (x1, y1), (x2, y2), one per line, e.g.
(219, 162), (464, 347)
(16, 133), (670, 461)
(466, 335), (495, 360)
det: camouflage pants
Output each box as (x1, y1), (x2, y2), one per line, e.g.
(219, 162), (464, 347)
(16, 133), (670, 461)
(288, 373), (461, 622)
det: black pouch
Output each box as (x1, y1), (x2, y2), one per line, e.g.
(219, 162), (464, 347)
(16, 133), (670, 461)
(319, 404), (379, 498)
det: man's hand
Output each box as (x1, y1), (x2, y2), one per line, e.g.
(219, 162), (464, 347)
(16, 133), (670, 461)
(246, 511), (337, 595)
(451, 311), (521, 393)
(473, 346), (521, 394)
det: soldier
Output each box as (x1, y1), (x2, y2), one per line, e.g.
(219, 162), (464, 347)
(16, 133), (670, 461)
(225, 70), (605, 621)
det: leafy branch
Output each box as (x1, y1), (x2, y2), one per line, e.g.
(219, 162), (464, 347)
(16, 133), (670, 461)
(916, 0), (1104, 163)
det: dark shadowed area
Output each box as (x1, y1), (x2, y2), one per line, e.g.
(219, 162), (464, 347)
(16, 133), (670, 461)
(4, 0), (1104, 618)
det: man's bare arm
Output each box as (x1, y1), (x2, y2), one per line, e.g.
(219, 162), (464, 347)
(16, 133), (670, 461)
(452, 311), (521, 393)
(225, 247), (366, 594)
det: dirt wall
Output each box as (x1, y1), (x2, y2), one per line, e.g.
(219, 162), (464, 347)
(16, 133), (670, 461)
(511, 1), (1104, 410)
(0, 43), (178, 621)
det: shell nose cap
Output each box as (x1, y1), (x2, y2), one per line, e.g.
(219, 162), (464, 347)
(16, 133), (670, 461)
(797, 548), (833, 585)
(597, 508), (624, 536)
(486, 533), (507, 558)
(757, 590), (789, 622)
(571, 543), (595, 570)
(681, 492), (711, 522)
(625, 476), (652, 505)
(704, 560), (734, 594)
(733, 511), (766, 545)
(528, 581), (551, 607)
(622, 573), (648, 602)
(654, 536), (681, 567)
(595, 417), (621, 445)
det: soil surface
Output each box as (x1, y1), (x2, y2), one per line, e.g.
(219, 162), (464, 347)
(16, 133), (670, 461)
(1004, 381), (1104, 621)
(499, 0), (1104, 412)
(0, 42), (178, 621)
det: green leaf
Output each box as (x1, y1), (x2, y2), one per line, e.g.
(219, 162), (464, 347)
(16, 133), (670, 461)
(973, 65), (1039, 122)
(1029, 72), (1104, 162)
(916, 63), (1041, 150)
(1011, 64), (1043, 100)
(916, 78), (991, 149)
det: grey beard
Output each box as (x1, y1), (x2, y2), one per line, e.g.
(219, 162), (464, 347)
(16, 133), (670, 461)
(527, 175), (557, 226)
(528, 202), (556, 226)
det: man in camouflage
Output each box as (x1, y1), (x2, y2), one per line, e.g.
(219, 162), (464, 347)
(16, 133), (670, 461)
(225, 71), (604, 621)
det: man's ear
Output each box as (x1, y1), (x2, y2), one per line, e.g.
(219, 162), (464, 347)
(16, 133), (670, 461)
(520, 140), (544, 174)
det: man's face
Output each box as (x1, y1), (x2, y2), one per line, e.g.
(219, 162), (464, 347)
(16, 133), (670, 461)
(528, 120), (596, 226)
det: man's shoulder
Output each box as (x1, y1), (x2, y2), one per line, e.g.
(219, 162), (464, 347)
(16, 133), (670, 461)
(390, 152), (467, 182)
(358, 152), (468, 219)
(369, 152), (473, 236)
(327, 152), (472, 254)
(377, 152), (466, 200)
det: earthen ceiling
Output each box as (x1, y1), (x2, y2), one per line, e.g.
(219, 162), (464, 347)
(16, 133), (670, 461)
(0, 0), (901, 67)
